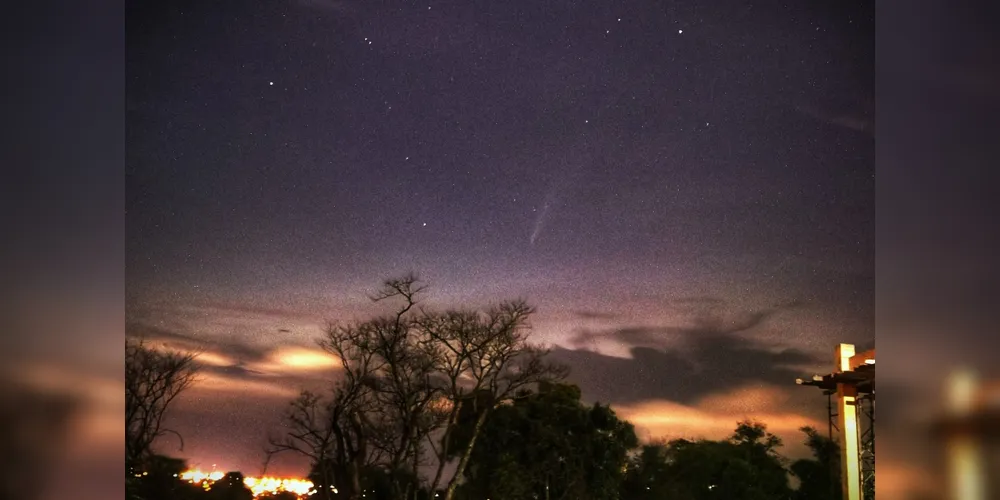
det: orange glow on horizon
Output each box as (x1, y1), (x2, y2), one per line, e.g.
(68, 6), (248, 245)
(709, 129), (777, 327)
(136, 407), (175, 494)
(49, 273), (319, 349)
(179, 469), (316, 497)
(267, 346), (341, 371)
(614, 383), (821, 445)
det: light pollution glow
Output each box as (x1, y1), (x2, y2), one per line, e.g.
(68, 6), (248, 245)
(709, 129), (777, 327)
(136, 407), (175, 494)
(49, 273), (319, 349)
(178, 470), (317, 497)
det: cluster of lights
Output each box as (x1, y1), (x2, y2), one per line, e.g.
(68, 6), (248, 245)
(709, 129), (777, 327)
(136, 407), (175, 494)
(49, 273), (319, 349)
(179, 470), (317, 497)
(179, 470), (225, 483)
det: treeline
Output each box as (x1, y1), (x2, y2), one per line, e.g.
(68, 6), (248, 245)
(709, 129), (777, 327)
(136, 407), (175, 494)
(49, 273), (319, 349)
(128, 386), (841, 500)
(126, 276), (845, 500)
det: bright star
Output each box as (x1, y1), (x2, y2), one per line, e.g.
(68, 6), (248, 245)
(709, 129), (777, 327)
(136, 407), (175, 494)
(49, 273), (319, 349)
(678, 29), (683, 34)
(269, 81), (274, 86)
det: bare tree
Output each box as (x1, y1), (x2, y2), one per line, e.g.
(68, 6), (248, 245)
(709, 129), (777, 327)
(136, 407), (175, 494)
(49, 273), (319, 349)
(266, 315), (386, 500)
(264, 389), (372, 500)
(420, 300), (569, 500)
(269, 275), (566, 500)
(323, 275), (445, 499)
(125, 338), (199, 471)
(370, 278), (444, 496)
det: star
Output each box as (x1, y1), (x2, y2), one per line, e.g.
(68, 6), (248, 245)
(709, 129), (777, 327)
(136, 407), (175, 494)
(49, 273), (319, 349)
(422, 222), (427, 227)
(678, 29), (683, 34)
(269, 81), (274, 86)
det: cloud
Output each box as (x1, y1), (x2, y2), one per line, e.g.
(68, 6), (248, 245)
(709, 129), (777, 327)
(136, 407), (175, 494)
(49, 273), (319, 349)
(127, 322), (340, 405)
(126, 322), (272, 366)
(569, 299), (803, 351)
(551, 343), (817, 409)
(696, 384), (794, 414)
(550, 300), (820, 407)
(192, 371), (300, 399)
(190, 351), (236, 368)
(614, 384), (821, 450)
(253, 346), (342, 373)
(188, 347), (340, 399)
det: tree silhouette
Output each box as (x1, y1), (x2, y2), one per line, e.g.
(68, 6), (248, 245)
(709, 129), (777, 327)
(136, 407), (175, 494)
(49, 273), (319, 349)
(454, 382), (637, 500)
(623, 420), (792, 500)
(268, 275), (565, 500)
(131, 455), (204, 500)
(125, 339), (199, 483)
(790, 426), (841, 500)
(206, 472), (253, 500)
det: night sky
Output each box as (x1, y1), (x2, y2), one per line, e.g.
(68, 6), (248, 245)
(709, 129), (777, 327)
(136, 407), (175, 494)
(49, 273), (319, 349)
(126, 0), (874, 478)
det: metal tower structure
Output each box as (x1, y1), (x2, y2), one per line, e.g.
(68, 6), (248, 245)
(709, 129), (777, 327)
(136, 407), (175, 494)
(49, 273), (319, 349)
(797, 343), (875, 500)
(857, 390), (874, 499)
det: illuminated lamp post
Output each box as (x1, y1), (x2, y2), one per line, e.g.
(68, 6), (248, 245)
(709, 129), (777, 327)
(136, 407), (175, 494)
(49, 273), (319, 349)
(796, 343), (875, 500)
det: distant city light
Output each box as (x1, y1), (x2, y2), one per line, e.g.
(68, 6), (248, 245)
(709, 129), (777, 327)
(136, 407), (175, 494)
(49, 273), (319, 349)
(179, 470), (315, 497)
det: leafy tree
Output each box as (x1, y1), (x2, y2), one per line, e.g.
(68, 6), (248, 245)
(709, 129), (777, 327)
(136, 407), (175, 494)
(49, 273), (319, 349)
(728, 420), (791, 497)
(623, 421), (792, 500)
(454, 382), (637, 500)
(622, 441), (677, 500)
(419, 298), (569, 500)
(790, 426), (841, 500)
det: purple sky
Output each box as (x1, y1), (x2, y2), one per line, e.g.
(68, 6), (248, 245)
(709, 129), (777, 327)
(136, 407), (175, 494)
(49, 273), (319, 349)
(126, 0), (874, 478)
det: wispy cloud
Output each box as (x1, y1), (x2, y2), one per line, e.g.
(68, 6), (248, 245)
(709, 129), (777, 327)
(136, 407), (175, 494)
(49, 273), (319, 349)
(614, 383), (821, 457)
(192, 371), (301, 398)
(253, 346), (342, 373)
(569, 299), (804, 351)
(549, 299), (819, 407)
